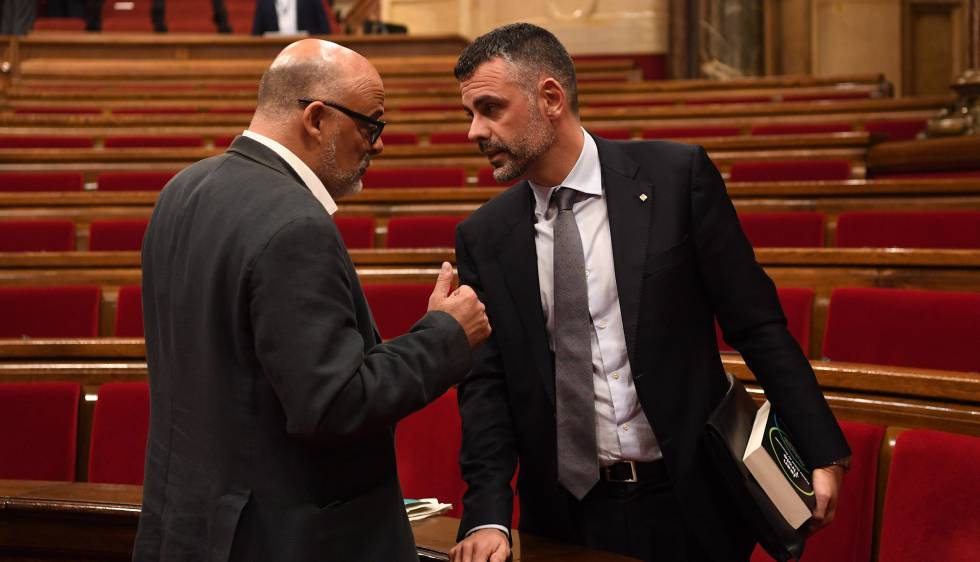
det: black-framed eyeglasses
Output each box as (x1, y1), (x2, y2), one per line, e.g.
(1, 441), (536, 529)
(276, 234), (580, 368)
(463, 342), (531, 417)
(298, 99), (386, 144)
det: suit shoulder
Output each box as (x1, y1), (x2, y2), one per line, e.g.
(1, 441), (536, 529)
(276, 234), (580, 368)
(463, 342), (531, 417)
(460, 181), (528, 231)
(617, 139), (700, 166)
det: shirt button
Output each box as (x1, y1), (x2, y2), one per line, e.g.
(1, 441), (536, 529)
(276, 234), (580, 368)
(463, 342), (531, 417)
(598, 320), (607, 329)
(585, 269), (592, 278)
(611, 372), (620, 380)
(622, 424), (630, 432)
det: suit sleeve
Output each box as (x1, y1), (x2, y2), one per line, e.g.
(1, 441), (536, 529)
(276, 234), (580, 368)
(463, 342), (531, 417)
(688, 146), (850, 467)
(248, 215), (472, 446)
(455, 224), (518, 541)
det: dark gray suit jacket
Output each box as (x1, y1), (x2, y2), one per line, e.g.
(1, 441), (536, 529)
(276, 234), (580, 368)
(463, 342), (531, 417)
(454, 135), (850, 561)
(134, 136), (471, 561)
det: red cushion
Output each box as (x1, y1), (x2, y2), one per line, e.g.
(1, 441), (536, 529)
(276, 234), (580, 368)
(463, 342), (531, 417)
(333, 216), (375, 249)
(0, 285), (101, 338)
(208, 107), (254, 114)
(0, 220), (76, 252)
(395, 388), (464, 517)
(88, 382), (150, 484)
(361, 167), (466, 189)
(104, 136), (203, 148)
(751, 420), (884, 562)
(641, 126), (741, 139)
(112, 108), (200, 115)
(97, 171), (176, 191)
(749, 122), (853, 136)
(32, 17), (87, 31)
(717, 287), (814, 355)
(686, 95), (770, 105)
(429, 132), (471, 144)
(0, 172), (84, 192)
(0, 136), (93, 148)
(588, 99), (672, 108)
(214, 135), (237, 148)
(88, 219), (149, 251)
(0, 382), (80, 481)
(386, 215), (464, 249)
(864, 119), (927, 141)
(13, 106), (100, 115)
(836, 211), (980, 249)
(877, 429), (980, 562)
(114, 285), (144, 338)
(362, 284), (432, 340)
(729, 160), (853, 182)
(822, 288), (980, 371)
(379, 132), (419, 145)
(738, 212), (825, 247)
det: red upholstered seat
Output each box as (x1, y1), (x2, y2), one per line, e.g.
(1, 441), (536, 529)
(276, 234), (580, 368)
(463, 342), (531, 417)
(588, 99), (672, 108)
(89, 219), (149, 251)
(0, 171), (84, 192)
(112, 108), (200, 115)
(836, 211), (980, 249)
(0, 220), (76, 252)
(88, 382), (150, 485)
(728, 159), (853, 182)
(104, 136), (203, 148)
(361, 167), (466, 189)
(738, 212), (825, 247)
(686, 95), (770, 105)
(864, 119), (927, 141)
(822, 287), (980, 371)
(386, 215), (465, 249)
(0, 285), (101, 338)
(362, 283), (431, 340)
(214, 135), (237, 148)
(97, 171), (176, 191)
(0, 136), (93, 148)
(641, 126), (741, 139)
(751, 420), (884, 562)
(429, 132), (471, 144)
(749, 122), (853, 136)
(877, 429), (980, 562)
(397, 103), (460, 112)
(13, 106), (100, 115)
(379, 132), (419, 145)
(395, 388), (465, 517)
(333, 216), (375, 249)
(208, 107), (254, 114)
(32, 17), (87, 31)
(0, 382), (80, 481)
(114, 285), (144, 337)
(717, 287), (814, 355)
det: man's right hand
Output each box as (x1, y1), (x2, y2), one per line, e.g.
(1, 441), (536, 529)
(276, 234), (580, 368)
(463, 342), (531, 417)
(449, 528), (511, 562)
(428, 262), (491, 349)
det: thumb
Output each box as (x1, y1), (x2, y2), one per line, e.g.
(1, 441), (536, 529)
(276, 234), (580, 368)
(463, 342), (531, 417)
(431, 261), (454, 300)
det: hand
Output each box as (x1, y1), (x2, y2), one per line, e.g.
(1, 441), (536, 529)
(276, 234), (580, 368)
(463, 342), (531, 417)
(428, 262), (491, 349)
(807, 464), (846, 535)
(449, 528), (511, 562)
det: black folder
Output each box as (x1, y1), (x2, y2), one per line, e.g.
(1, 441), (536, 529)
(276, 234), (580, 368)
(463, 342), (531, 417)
(703, 373), (808, 562)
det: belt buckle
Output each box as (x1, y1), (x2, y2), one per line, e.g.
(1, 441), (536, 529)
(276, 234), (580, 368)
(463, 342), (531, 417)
(605, 461), (639, 483)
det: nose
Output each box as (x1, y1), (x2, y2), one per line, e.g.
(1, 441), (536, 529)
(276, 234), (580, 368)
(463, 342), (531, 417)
(370, 136), (383, 156)
(467, 114), (490, 143)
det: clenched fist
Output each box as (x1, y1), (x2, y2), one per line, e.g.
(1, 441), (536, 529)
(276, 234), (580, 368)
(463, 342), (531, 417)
(428, 262), (491, 349)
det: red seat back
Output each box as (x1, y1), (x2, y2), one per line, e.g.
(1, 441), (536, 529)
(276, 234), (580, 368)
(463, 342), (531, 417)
(0, 136), (92, 148)
(0, 285), (101, 338)
(0, 382), (80, 481)
(877, 429), (980, 562)
(429, 132), (471, 144)
(0, 172), (84, 192)
(738, 212), (825, 247)
(104, 136), (203, 148)
(395, 388), (465, 517)
(864, 119), (927, 141)
(729, 159), (853, 182)
(386, 215), (465, 249)
(641, 126), (741, 139)
(115, 285), (144, 337)
(97, 171), (176, 191)
(835, 211), (980, 249)
(717, 287), (814, 355)
(362, 284), (432, 340)
(362, 167), (466, 188)
(333, 216), (375, 249)
(88, 382), (150, 485)
(379, 132), (419, 145)
(89, 219), (150, 251)
(0, 220), (76, 252)
(749, 122), (852, 136)
(822, 288), (980, 372)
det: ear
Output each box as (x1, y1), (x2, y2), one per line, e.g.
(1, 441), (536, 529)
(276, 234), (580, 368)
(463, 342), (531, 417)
(539, 77), (566, 119)
(301, 102), (327, 141)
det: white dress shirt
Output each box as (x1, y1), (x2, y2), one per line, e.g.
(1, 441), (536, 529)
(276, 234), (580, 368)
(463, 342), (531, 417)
(241, 130), (337, 216)
(275, 0), (297, 34)
(529, 129), (661, 466)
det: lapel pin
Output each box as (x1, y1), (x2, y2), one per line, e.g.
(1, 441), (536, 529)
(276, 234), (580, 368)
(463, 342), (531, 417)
(639, 193), (648, 202)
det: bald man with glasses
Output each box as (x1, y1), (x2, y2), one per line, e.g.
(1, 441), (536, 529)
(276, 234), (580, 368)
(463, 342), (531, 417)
(134, 39), (490, 562)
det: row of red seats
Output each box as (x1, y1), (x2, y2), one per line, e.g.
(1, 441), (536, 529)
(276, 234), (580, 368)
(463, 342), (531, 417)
(0, 380), (975, 562)
(2, 284), (977, 373)
(4, 210), (979, 252)
(0, 119), (928, 149)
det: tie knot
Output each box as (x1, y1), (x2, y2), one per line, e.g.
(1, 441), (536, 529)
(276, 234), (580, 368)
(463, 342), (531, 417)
(554, 187), (579, 212)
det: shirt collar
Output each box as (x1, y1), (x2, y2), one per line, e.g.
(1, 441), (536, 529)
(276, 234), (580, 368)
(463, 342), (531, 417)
(241, 129), (338, 215)
(529, 128), (602, 218)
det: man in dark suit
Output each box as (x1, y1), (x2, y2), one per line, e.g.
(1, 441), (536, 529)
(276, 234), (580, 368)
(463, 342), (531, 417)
(448, 24), (851, 562)
(134, 38), (490, 561)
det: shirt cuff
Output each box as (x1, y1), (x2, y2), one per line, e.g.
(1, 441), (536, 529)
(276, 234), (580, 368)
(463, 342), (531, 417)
(465, 524), (510, 539)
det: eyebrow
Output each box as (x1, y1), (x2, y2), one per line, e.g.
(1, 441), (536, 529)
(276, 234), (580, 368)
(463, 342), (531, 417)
(472, 94), (506, 109)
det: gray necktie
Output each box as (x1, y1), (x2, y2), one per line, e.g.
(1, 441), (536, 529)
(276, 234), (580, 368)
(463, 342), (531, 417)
(553, 187), (599, 500)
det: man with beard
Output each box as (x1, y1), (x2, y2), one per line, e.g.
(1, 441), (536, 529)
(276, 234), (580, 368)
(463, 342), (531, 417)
(448, 23), (851, 562)
(135, 39), (491, 561)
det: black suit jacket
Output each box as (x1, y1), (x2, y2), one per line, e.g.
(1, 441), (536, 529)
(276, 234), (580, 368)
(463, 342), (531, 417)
(454, 135), (850, 562)
(134, 136), (471, 561)
(251, 0), (331, 35)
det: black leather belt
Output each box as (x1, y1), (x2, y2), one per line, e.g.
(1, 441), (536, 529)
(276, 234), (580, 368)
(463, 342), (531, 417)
(601, 460), (669, 483)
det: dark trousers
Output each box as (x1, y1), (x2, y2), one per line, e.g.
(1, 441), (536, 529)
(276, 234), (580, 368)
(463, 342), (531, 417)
(85, 0), (230, 31)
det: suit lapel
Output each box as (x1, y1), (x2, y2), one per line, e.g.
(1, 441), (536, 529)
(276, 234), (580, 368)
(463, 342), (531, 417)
(494, 184), (557, 407)
(594, 135), (654, 369)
